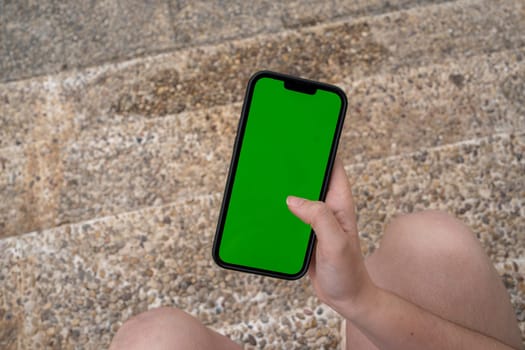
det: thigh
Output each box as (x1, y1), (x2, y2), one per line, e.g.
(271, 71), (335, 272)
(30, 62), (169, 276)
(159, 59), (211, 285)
(110, 307), (242, 350)
(345, 210), (522, 349)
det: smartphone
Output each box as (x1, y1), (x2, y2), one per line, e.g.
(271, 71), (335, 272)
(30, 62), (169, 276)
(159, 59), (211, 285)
(212, 71), (347, 280)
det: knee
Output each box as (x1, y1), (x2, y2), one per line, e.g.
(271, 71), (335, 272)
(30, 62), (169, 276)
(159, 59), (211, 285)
(367, 210), (494, 295)
(374, 210), (490, 274)
(366, 212), (523, 349)
(381, 210), (480, 254)
(110, 307), (195, 350)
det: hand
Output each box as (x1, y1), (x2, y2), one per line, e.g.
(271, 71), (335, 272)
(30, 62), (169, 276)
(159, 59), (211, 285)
(286, 157), (376, 316)
(287, 158), (522, 350)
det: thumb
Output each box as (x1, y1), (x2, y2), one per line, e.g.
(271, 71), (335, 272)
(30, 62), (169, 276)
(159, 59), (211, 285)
(286, 196), (345, 245)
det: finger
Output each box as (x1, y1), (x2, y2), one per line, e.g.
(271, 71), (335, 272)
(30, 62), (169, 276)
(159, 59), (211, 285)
(286, 196), (345, 246)
(325, 157), (357, 234)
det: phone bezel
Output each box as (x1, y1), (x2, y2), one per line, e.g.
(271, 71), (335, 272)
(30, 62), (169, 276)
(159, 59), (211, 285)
(212, 70), (348, 280)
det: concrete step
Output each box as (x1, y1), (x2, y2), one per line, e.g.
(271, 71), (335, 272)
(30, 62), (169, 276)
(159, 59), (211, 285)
(1, 132), (523, 349)
(215, 305), (343, 349)
(2, 0), (524, 149)
(0, 0), (456, 83)
(1, 44), (523, 238)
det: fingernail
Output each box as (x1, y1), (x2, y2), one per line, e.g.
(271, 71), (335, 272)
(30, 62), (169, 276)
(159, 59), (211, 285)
(286, 195), (305, 207)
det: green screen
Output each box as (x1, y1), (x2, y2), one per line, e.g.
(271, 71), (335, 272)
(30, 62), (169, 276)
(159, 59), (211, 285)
(218, 76), (343, 277)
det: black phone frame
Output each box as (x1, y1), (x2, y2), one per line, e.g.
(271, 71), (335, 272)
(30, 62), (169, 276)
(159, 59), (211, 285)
(212, 70), (348, 280)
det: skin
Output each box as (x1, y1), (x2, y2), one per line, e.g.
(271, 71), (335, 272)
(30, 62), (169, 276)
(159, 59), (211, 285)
(286, 158), (523, 349)
(110, 157), (523, 350)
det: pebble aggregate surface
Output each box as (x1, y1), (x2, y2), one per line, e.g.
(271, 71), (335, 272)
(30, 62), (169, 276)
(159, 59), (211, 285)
(0, 133), (523, 348)
(0, 0), (524, 348)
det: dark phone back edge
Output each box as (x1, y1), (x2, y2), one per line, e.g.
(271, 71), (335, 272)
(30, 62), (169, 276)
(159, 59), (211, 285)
(212, 70), (348, 280)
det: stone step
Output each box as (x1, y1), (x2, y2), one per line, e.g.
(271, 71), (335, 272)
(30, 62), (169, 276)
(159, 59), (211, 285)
(1, 132), (523, 348)
(350, 133), (525, 264)
(0, 0), (456, 84)
(2, 0), (524, 149)
(1, 44), (523, 238)
(215, 305), (343, 349)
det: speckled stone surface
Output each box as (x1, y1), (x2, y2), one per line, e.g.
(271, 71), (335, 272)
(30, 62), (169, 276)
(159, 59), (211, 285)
(1, 0), (524, 348)
(0, 0), (174, 83)
(0, 134), (523, 349)
(1, 0), (457, 83)
(1, 0), (524, 238)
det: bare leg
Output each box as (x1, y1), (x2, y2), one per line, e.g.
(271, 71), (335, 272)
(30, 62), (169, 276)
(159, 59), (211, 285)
(346, 210), (523, 349)
(110, 211), (522, 350)
(109, 307), (242, 350)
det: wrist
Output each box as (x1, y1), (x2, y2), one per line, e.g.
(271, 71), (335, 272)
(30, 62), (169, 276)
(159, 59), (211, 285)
(336, 279), (381, 322)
